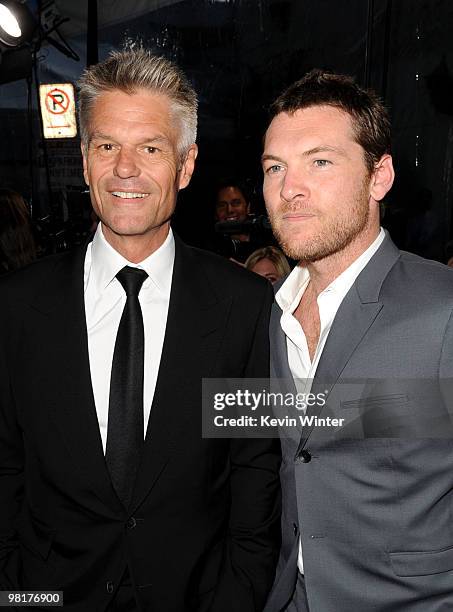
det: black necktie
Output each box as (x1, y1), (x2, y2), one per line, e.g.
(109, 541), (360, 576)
(106, 266), (148, 507)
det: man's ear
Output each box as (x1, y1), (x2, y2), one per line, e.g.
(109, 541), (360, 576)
(178, 144), (198, 190)
(81, 143), (89, 186)
(370, 154), (394, 202)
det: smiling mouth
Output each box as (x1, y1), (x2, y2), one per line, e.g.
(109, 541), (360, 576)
(111, 191), (150, 199)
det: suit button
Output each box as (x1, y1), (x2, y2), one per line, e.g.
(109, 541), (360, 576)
(299, 450), (311, 463)
(126, 517), (137, 529)
(293, 522), (298, 536)
(106, 581), (114, 593)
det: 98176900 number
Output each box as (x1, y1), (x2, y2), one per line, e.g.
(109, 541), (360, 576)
(0, 591), (63, 607)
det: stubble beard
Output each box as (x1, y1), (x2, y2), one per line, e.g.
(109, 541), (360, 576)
(268, 185), (371, 264)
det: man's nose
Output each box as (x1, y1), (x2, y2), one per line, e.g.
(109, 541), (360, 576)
(280, 167), (310, 202)
(113, 147), (141, 179)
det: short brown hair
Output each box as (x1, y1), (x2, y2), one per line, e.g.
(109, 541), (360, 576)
(269, 69), (391, 174)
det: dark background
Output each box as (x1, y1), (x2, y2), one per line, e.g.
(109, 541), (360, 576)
(0, 0), (452, 260)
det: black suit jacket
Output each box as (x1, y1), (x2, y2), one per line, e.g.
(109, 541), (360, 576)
(0, 236), (281, 611)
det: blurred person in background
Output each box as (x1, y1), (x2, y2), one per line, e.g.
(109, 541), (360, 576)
(245, 245), (291, 283)
(212, 179), (275, 262)
(215, 180), (251, 237)
(0, 188), (37, 275)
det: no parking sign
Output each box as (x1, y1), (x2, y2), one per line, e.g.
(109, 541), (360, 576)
(39, 83), (77, 139)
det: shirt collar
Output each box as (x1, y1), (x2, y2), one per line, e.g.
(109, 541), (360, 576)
(276, 228), (385, 314)
(90, 223), (175, 294)
(322, 227), (385, 300)
(275, 264), (309, 314)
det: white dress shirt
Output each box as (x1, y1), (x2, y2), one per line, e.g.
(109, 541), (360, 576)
(84, 223), (174, 453)
(275, 228), (385, 573)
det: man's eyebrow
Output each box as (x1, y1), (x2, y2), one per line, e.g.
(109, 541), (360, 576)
(261, 146), (348, 163)
(89, 131), (114, 143)
(261, 154), (286, 164)
(302, 145), (347, 157)
(140, 135), (172, 146)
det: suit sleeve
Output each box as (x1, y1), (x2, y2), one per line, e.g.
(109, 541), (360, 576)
(210, 281), (282, 612)
(0, 291), (23, 589)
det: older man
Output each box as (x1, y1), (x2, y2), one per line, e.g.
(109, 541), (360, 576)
(0, 48), (280, 612)
(263, 70), (453, 611)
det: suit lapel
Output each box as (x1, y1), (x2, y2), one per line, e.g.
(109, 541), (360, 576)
(295, 291), (383, 450)
(130, 238), (232, 511)
(295, 235), (401, 453)
(31, 245), (124, 514)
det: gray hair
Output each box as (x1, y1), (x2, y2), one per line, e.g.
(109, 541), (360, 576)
(77, 47), (198, 155)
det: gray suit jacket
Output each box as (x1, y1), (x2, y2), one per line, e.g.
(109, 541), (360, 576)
(265, 234), (453, 612)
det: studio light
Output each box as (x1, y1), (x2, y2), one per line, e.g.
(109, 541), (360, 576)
(0, 0), (35, 47)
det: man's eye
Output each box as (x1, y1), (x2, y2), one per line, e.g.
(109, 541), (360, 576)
(314, 159), (331, 167)
(265, 164), (283, 174)
(99, 144), (114, 152)
(144, 146), (159, 154)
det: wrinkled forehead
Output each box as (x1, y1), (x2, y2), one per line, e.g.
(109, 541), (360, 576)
(87, 88), (177, 137)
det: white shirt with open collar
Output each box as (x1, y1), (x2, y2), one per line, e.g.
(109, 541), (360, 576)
(275, 227), (385, 573)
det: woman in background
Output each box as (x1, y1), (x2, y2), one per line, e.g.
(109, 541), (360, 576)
(245, 245), (291, 284)
(0, 188), (37, 275)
